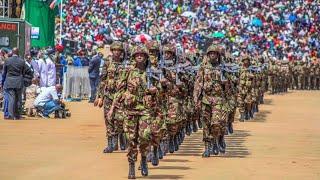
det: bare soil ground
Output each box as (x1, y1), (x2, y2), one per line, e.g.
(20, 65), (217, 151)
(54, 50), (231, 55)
(0, 91), (320, 180)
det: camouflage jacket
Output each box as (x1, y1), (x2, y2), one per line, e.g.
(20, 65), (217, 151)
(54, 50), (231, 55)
(97, 56), (126, 99)
(193, 59), (224, 106)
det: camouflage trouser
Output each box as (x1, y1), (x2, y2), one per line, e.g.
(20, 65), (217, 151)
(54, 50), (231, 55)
(298, 75), (305, 89)
(201, 99), (227, 141)
(166, 99), (183, 137)
(104, 98), (124, 137)
(293, 75), (299, 89)
(237, 92), (252, 114)
(268, 76), (276, 93)
(125, 113), (163, 163)
(315, 77), (320, 90)
(228, 108), (237, 124)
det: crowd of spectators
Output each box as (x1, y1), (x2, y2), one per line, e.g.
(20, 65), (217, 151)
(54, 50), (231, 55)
(56, 0), (320, 61)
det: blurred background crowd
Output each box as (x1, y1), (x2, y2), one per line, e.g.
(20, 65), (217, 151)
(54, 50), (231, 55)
(55, 0), (320, 61)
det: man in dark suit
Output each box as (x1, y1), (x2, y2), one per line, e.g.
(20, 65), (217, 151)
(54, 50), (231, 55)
(1, 48), (33, 120)
(88, 52), (102, 103)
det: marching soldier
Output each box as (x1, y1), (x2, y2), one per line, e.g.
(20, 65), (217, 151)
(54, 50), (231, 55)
(238, 55), (254, 120)
(107, 45), (161, 179)
(94, 41), (127, 153)
(194, 45), (228, 157)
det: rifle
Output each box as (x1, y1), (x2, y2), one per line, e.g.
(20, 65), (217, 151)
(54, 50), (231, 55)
(123, 43), (130, 68)
(248, 65), (262, 73)
(146, 67), (163, 88)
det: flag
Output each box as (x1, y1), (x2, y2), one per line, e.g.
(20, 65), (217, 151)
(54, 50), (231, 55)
(50, 0), (62, 10)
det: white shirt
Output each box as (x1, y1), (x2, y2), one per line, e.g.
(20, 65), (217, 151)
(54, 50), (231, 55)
(34, 86), (59, 107)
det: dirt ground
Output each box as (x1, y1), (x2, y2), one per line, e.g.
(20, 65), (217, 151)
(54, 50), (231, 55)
(0, 91), (320, 180)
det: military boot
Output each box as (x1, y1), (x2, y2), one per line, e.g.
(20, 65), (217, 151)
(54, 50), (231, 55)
(211, 138), (219, 155)
(249, 109), (254, 119)
(240, 113), (245, 122)
(245, 111), (250, 120)
(228, 122), (233, 134)
(218, 136), (226, 154)
(119, 133), (126, 150)
(147, 151), (152, 162)
(103, 136), (114, 153)
(128, 162), (135, 179)
(192, 120), (198, 132)
(198, 120), (202, 128)
(164, 139), (168, 155)
(182, 128), (185, 141)
(158, 144), (163, 160)
(113, 135), (119, 151)
(174, 135), (179, 151)
(169, 137), (175, 153)
(225, 128), (229, 135)
(186, 123), (191, 136)
(252, 104), (258, 114)
(202, 141), (210, 158)
(152, 146), (159, 166)
(140, 156), (148, 176)
(260, 95), (264, 104)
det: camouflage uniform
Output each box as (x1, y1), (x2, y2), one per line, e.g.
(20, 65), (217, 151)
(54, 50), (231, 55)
(315, 64), (320, 90)
(162, 44), (187, 153)
(146, 41), (167, 164)
(97, 41), (126, 153)
(309, 63), (316, 90)
(194, 45), (228, 157)
(109, 45), (158, 178)
(292, 61), (299, 89)
(268, 61), (278, 93)
(238, 56), (254, 120)
(296, 61), (305, 90)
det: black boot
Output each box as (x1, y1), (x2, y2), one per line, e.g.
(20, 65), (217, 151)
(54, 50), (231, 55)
(152, 146), (159, 166)
(225, 129), (229, 135)
(260, 95), (264, 104)
(245, 111), (250, 120)
(218, 136), (226, 154)
(164, 139), (168, 155)
(256, 104), (259, 112)
(198, 120), (202, 128)
(211, 138), (219, 155)
(186, 123), (191, 136)
(181, 129), (185, 142)
(169, 137), (175, 153)
(249, 110), (254, 119)
(240, 113), (245, 122)
(103, 136), (114, 153)
(192, 121), (198, 132)
(202, 141), (210, 158)
(119, 133), (126, 150)
(128, 162), (136, 179)
(228, 122), (233, 134)
(158, 144), (163, 160)
(113, 135), (119, 151)
(174, 135), (179, 151)
(147, 152), (152, 162)
(140, 156), (148, 176)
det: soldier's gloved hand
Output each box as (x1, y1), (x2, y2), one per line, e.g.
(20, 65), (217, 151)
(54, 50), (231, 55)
(147, 86), (157, 95)
(98, 98), (104, 108)
(160, 78), (169, 86)
(93, 98), (100, 107)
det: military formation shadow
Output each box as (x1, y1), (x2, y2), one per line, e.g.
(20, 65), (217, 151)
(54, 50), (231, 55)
(250, 110), (271, 123)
